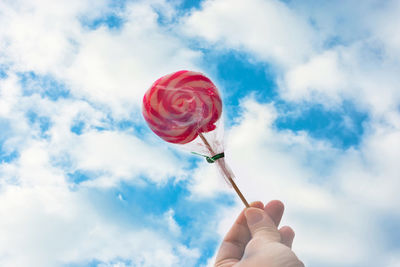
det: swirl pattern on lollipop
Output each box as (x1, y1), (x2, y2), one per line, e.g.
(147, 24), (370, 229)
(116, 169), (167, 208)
(142, 70), (222, 144)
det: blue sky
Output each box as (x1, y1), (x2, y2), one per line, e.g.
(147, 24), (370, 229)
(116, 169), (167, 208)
(1, 0), (400, 266)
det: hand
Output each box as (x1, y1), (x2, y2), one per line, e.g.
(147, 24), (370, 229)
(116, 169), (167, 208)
(215, 200), (304, 267)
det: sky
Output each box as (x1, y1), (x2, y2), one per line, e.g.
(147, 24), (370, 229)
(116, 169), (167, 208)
(0, 0), (400, 266)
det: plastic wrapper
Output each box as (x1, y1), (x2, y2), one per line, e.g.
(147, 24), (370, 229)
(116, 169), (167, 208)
(142, 70), (248, 206)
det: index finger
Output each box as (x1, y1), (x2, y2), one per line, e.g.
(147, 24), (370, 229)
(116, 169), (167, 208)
(215, 201), (264, 266)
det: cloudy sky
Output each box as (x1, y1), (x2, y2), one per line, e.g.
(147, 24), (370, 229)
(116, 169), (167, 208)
(1, 0), (400, 266)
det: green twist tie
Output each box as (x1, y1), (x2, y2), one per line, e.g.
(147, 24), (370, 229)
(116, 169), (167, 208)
(192, 152), (225, 163)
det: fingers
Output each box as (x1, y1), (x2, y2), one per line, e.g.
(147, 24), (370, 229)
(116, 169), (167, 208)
(215, 201), (264, 266)
(279, 226), (295, 248)
(264, 200), (284, 227)
(244, 208), (281, 243)
(215, 200), (297, 267)
(263, 201), (296, 248)
(265, 201), (295, 248)
(248, 201), (264, 210)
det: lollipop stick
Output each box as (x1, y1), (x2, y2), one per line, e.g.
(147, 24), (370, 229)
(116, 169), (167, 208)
(198, 133), (249, 208)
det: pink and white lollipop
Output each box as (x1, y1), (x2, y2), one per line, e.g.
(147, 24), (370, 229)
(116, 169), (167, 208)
(142, 70), (222, 144)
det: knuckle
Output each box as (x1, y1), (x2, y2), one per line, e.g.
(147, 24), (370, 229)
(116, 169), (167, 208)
(214, 258), (238, 267)
(252, 225), (281, 242)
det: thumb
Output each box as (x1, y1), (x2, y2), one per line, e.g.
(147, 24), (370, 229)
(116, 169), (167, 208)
(244, 208), (281, 243)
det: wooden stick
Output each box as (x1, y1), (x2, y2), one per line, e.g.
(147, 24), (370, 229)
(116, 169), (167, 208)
(198, 133), (249, 207)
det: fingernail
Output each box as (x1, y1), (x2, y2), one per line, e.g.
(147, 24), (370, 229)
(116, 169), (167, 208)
(245, 208), (264, 226)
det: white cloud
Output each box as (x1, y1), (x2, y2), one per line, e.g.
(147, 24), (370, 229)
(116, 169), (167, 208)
(183, 0), (400, 120)
(0, 0), (107, 73)
(0, 0), (203, 118)
(181, 0), (316, 67)
(0, 74), (22, 117)
(0, 57), (190, 187)
(164, 209), (181, 235)
(281, 50), (346, 106)
(374, 1), (400, 60)
(188, 160), (230, 198)
(59, 1), (203, 118)
(0, 184), (199, 267)
(386, 252), (400, 267)
(281, 43), (400, 117)
(0, 135), (198, 266)
(279, 0), (400, 116)
(66, 130), (187, 186)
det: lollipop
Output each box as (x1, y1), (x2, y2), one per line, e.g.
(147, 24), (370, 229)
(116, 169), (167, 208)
(142, 70), (222, 144)
(143, 70), (249, 207)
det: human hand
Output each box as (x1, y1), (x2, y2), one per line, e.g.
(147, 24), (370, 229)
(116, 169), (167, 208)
(215, 200), (304, 267)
